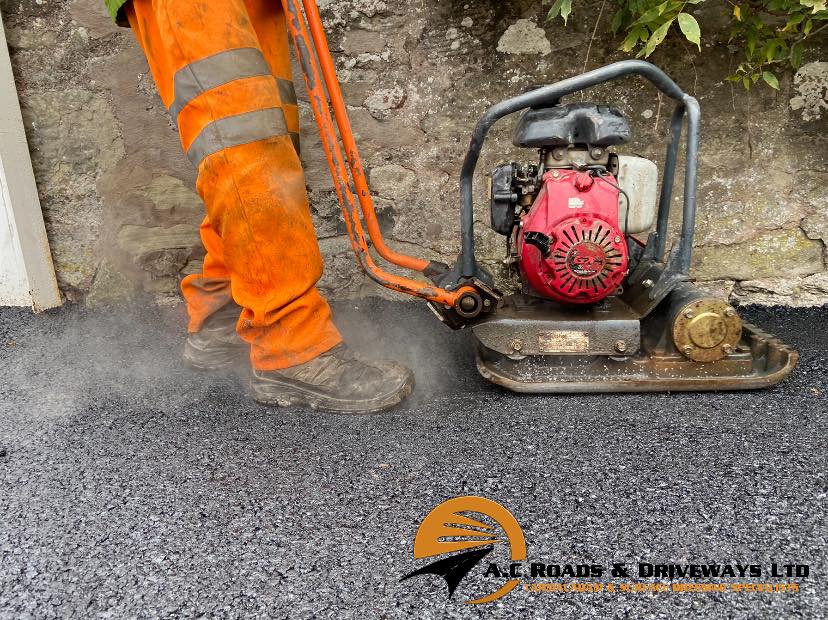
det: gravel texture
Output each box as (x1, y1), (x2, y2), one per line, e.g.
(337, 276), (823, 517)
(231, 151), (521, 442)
(0, 300), (825, 619)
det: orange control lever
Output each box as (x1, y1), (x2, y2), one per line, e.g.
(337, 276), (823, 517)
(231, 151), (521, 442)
(282, 0), (477, 310)
(301, 0), (429, 274)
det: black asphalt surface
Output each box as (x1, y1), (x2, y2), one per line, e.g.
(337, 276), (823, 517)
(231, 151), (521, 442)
(0, 299), (825, 619)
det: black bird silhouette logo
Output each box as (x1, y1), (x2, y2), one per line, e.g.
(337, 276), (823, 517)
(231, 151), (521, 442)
(401, 496), (526, 605)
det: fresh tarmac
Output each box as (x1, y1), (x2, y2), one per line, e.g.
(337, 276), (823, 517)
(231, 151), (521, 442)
(0, 300), (825, 618)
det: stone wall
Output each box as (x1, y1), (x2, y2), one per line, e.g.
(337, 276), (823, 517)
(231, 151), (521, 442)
(2, 0), (827, 307)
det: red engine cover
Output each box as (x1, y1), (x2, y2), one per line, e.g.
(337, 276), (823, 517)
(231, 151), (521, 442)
(518, 169), (628, 304)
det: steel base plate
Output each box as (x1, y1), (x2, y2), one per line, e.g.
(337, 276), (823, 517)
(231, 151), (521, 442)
(476, 322), (798, 393)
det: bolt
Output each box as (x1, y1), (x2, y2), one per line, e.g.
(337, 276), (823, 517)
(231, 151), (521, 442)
(459, 295), (479, 313)
(483, 299), (492, 309)
(615, 340), (627, 353)
(683, 345), (694, 356)
(510, 338), (524, 352)
(552, 148), (566, 161)
(642, 279), (654, 289)
(724, 307), (736, 318)
(590, 147), (604, 159)
(684, 310), (695, 319)
(723, 344), (734, 355)
(551, 170), (560, 178)
(614, 236), (621, 243)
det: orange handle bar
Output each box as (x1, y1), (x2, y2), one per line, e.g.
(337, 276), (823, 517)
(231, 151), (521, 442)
(282, 0), (473, 309)
(301, 0), (429, 274)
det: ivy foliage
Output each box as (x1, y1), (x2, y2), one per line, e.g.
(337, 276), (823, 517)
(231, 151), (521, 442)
(546, 0), (828, 89)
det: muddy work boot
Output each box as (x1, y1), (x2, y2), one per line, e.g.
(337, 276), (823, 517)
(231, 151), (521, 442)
(250, 344), (414, 414)
(183, 304), (248, 371)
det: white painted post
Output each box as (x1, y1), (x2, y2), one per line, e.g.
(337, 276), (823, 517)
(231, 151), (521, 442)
(0, 12), (61, 310)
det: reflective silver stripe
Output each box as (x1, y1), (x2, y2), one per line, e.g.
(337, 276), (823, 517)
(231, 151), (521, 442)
(187, 108), (289, 167)
(277, 78), (298, 106)
(170, 47), (271, 125)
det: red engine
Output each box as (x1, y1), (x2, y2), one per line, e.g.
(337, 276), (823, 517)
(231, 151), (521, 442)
(517, 169), (628, 304)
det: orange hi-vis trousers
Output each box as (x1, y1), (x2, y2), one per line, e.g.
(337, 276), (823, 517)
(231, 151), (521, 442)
(126, 0), (342, 370)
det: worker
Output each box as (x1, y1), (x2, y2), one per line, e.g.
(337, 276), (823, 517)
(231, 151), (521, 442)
(104, 0), (414, 414)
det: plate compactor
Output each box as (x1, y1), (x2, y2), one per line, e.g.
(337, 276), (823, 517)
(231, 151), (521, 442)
(284, 0), (798, 393)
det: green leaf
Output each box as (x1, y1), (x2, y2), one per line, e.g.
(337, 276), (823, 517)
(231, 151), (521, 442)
(677, 13), (701, 49)
(643, 18), (674, 57)
(791, 42), (804, 68)
(634, 6), (667, 26)
(620, 26), (646, 52)
(742, 76), (751, 90)
(784, 14), (806, 30)
(561, 0), (573, 24)
(762, 71), (780, 89)
(547, 0), (573, 24)
(611, 10), (625, 33)
(800, 0), (827, 13)
(620, 32), (639, 52)
(764, 40), (780, 62)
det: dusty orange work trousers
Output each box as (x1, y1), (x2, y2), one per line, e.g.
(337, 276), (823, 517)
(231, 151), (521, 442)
(126, 0), (342, 370)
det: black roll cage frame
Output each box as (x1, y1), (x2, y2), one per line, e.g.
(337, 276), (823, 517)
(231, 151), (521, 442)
(448, 60), (700, 298)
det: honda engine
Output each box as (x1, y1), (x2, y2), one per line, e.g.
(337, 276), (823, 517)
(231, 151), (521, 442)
(490, 103), (658, 305)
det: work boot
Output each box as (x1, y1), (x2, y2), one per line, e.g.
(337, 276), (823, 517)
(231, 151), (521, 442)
(183, 304), (248, 371)
(250, 344), (414, 414)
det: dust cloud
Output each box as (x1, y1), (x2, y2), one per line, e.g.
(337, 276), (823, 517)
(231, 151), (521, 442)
(0, 297), (488, 427)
